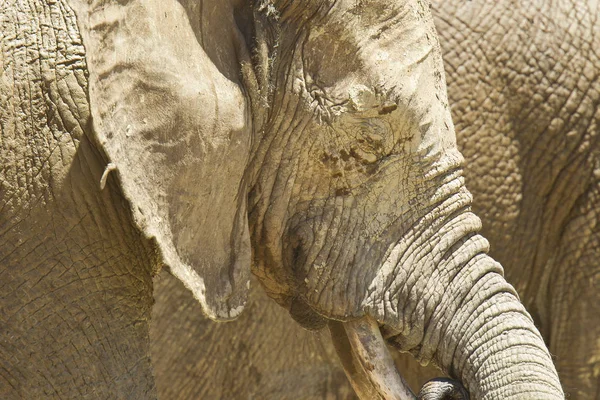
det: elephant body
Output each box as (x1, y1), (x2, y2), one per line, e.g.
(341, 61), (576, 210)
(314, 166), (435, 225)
(1, 0), (565, 399)
(151, 272), (356, 399)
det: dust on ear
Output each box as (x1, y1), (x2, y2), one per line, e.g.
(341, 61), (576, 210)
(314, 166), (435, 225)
(73, 0), (254, 320)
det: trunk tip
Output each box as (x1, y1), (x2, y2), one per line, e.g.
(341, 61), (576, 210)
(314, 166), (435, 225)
(417, 378), (469, 400)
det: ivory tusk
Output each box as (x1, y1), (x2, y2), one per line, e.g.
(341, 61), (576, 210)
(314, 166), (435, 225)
(329, 321), (380, 399)
(343, 316), (416, 400)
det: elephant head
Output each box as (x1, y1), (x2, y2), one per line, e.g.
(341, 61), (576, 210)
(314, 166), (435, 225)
(70, 0), (563, 397)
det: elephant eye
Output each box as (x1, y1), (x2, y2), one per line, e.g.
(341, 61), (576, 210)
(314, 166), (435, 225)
(303, 84), (350, 122)
(339, 117), (395, 161)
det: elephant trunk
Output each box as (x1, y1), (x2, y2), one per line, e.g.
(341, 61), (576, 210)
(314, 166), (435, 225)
(416, 251), (564, 398)
(412, 213), (563, 398)
(342, 178), (564, 398)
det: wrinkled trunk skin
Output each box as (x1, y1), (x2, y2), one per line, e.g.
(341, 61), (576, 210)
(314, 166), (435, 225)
(432, 1), (600, 397)
(0, 1), (158, 397)
(247, 0), (564, 398)
(375, 206), (564, 399)
(353, 177), (565, 398)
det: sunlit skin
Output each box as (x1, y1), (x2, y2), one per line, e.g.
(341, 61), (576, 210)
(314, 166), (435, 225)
(0, 0), (566, 398)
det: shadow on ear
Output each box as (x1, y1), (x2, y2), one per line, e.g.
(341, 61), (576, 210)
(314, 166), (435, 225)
(71, 0), (252, 320)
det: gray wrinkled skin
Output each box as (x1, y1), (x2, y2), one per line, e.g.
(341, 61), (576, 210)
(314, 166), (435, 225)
(1, 0), (565, 399)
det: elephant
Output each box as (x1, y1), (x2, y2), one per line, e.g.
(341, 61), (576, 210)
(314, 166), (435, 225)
(151, 0), (600, 398)
(0, 0), (565, 399)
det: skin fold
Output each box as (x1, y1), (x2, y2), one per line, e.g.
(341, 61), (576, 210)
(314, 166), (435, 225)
(152, 0), (599, 399)
(1, 0), (565, 398)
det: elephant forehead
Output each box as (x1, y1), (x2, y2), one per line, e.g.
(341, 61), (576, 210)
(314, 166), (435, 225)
(283, 5), (457, 165)
(298, 1), (438, 96)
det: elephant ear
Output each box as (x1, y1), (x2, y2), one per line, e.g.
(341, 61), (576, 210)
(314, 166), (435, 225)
(72, 1), (251, 320)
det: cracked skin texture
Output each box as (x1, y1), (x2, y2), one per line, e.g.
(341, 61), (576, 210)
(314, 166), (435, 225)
(151, 0), (599, 399)
(1, 0), (569, 398)
(1, 0), (249, 397)
(0, 1), (159, 397)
